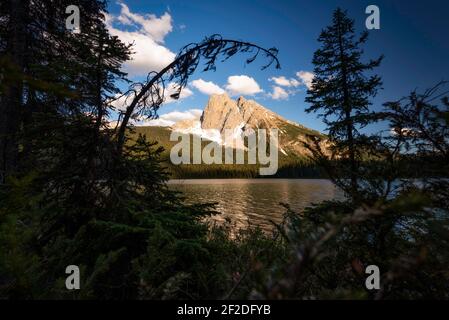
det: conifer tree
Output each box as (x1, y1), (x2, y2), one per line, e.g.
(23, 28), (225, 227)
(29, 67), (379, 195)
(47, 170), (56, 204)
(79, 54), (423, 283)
(305, 8), (383, 196)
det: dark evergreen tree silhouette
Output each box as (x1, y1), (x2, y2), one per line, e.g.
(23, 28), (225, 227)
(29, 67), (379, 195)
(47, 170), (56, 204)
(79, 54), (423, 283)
(0, 0), (131, 182)
(0, 0), (28, 183)
(305, 8), (383, 196)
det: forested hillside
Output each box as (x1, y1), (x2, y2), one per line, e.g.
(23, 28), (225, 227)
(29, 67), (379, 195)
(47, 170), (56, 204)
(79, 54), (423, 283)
(129, 126), (323, 178)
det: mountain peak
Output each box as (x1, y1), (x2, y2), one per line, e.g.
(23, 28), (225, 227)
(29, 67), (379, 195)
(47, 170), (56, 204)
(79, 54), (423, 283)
(208, 92), (233, 102)
(201, 94), (280, 133)
(170, 94), (326, 156)
(236, 96), (246, 104)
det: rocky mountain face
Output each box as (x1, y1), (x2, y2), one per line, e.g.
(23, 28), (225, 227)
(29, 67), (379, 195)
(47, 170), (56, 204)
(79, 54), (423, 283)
(172, 93), (326, 157)
(201, 94), (281, 132)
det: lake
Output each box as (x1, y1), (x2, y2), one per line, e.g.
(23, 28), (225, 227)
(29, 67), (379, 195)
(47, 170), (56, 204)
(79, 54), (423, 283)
(168, 179), (343, 232)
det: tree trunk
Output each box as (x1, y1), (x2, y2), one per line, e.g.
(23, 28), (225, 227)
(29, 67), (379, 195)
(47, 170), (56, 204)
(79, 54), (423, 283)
(0, 0), (28, 183)
(336, 15), (358, 194)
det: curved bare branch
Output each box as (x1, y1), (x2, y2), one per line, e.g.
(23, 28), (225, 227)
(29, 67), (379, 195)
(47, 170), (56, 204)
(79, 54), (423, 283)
(116, 34), (280, 152)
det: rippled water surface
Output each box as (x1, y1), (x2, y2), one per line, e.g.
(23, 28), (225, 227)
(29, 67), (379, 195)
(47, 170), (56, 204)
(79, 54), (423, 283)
(168, 179), (343, 231)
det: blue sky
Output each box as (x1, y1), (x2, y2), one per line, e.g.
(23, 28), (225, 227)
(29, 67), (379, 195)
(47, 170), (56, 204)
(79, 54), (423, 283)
(106, 0), (449, 133)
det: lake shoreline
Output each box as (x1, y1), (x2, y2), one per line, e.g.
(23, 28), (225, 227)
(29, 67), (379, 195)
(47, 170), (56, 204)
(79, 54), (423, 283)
(167, 177), (328, 182)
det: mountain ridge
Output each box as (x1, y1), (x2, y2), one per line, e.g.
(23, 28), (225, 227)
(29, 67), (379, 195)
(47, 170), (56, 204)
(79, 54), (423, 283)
(129, 94), (326, 178)
(171, 93), (325, 157)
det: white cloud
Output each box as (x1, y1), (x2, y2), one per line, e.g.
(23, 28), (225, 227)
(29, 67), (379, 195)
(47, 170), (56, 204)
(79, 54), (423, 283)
(225, 75), (263, 96)
(108, 93), (133, 112)
(117, 2), (173, 43)
(191, 79), (225, 95)
(117, 13), (133, 26)
(136, 109), (203, 127)
(269, 86), (289, 100)
(105, 3), (176, 77)
(164, 82), (194, 103)
(108, 82), (193, 112)
(269, 76), (300, 87)
(296, 71), (315, 89)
